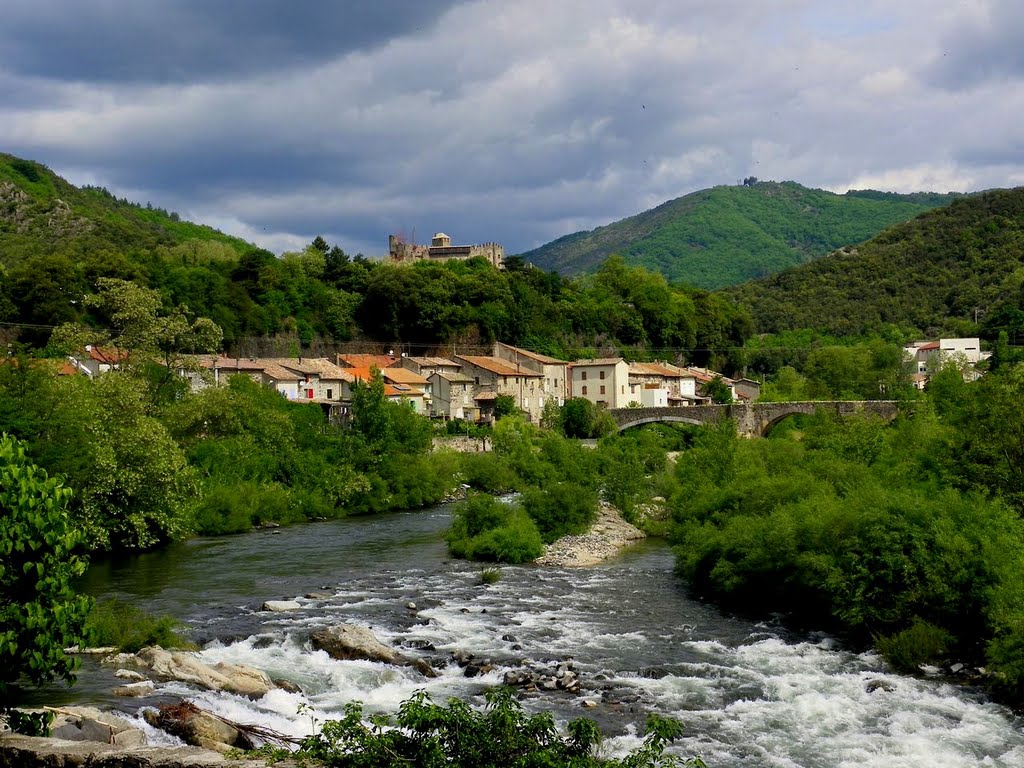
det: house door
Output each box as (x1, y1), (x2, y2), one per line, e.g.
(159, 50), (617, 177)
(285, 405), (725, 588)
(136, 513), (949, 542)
(306, 388), (314, 399)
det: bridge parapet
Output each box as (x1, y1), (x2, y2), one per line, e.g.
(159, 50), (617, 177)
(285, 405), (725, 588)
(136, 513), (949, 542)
(610, 401), (901, 438)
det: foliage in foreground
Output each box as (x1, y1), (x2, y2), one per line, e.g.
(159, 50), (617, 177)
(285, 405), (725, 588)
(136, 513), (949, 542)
(0, 434), (92, 703)
(285, 687), (704, 768)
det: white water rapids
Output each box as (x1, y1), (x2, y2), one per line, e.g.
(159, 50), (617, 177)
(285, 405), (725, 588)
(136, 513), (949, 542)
(49, 507), (1024, 767)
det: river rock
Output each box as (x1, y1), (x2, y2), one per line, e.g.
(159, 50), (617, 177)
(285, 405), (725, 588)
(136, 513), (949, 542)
(113, 668), (148, 681)
(866, 678), (895, 693)
(112, 681), (157, 697)
(0, 734), (262, 768)
(144, 702), (254, 753)
(272, 677), (303, 694)
(261, 600), (301, 612)
(134, 647), (275, 698)
(48, 706), (146, 747)
(310, 624), (437, 677)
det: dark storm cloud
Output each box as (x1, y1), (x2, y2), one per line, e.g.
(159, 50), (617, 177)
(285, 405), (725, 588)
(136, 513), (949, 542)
(1, 0), (1019, 257)
(0, 0), (460, 83)
(927, 0), (1024, 89)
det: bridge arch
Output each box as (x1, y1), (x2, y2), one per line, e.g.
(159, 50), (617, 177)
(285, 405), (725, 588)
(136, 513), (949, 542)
(610, 401), (900, 438)
(616, 415), (708, 432)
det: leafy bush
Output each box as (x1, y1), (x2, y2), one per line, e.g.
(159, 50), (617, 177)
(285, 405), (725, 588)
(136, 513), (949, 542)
(0, 434), (92, 702)
(446, 495), (544, 564)
(479, 567), (502, 585)
(521, 482), (598, 543)
(85, 598), (194, 653)
(459, 452), (521, 493)
(289, 687), (703, 767)
(876, 620), (951, 673)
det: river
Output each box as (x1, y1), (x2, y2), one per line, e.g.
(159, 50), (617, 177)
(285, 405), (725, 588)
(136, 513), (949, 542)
(38, 505), (1024, 767)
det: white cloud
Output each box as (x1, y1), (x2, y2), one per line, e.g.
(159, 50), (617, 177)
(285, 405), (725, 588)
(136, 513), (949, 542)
(0, 0), (1018, 256)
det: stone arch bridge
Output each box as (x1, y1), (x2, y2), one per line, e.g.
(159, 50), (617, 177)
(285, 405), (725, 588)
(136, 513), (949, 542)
(611, 401), (902, 438)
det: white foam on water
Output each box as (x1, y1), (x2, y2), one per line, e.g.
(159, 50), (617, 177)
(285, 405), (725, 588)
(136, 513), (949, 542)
(612, 637), (1024, 768)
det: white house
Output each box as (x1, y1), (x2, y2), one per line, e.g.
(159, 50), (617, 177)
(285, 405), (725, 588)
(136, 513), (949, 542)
(570, 358), (631, 409)
(903, 337), (988, 385)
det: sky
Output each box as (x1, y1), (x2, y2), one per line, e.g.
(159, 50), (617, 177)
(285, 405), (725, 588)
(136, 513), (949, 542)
(2, 0), (1023, 258)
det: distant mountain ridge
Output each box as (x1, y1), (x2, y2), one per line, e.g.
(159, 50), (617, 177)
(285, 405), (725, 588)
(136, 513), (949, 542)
(725, 187), (1024, 338)
(520, 181), (962, 289)
(0, 152), (254, 264)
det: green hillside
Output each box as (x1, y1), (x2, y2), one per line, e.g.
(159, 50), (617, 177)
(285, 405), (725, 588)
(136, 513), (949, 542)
(0, 154), (751, 364)
(726, 187), (1024, 338)
(521, 181), (960, 288)
(0, 153), (254, 264)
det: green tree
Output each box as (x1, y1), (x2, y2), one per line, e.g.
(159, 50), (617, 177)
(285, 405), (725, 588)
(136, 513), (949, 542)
(494, 393), (519, 418)
(702, 375), (733, 404)
(0, 434), (92, 702)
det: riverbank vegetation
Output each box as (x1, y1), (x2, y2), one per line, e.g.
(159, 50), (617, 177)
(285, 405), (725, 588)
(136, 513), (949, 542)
(446, 414), (683, 564)
(668, 364), (1024, 699)
(250, 687), (704, 767)
(0, 434), (92, 704)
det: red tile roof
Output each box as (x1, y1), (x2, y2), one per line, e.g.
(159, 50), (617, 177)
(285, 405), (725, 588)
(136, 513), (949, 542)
(456, 355), (542, 377)
(382, 367), (430, 386)
(337, 353), (399, 370)
(496, 343), (567, 365)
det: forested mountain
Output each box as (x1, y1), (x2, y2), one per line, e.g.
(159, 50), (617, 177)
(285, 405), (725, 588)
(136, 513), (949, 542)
(0, 154), (750, 366)
(520, 181), (960, 289)
(727, 187), (1024, 340)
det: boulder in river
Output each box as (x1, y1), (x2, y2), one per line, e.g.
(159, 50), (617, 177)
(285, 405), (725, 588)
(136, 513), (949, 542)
(144, 701), (255, 753)
(112, 681), (156, 698)
(47, 706), (146, 747)
(134, 646), (276, 698)
(260, 600), (302, 612)
(310, 623), (437, 677)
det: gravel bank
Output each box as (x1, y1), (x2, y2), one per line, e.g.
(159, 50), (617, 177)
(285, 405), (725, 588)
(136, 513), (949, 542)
(534, 502), (646, 567)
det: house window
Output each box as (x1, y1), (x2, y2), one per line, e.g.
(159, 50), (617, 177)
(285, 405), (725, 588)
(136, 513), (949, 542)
(582, 385), (588, 395)
(599, 370), (606, 380)
(581, 371), (588, 380)
(621, 385), (625, 394)
(599, 385), (605, 394)
(475, 377), (480, 385)
(327, 388), (333, 399)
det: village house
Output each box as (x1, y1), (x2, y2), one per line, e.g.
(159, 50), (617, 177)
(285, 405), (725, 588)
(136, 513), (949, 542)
(398, 355), (464, 379)
(570, 358), (631, 409)
(265, 358), (354, 401)
(627, 362), (671, 407)
(428, 370), (477, 421)
(903, 337), (988, 387)
(380, 366), (432, 412)
(259, 362), (303, 399)
(337, 359), (427, 414)
(732, 377), (762, 402)
(67, 345), (129, 378)
(493, 342), (568, 406)
(454, 354), (546, 423)
(680, 365), (739, 402)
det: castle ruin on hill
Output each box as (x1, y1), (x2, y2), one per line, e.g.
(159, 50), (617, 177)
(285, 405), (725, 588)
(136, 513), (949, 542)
(388, 232), (504, 268)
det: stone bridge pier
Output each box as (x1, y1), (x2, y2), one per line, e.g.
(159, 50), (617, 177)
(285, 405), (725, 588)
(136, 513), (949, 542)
(610, 401), (901, 438)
